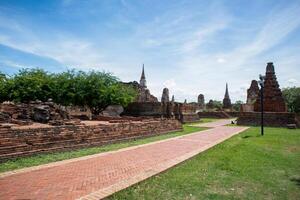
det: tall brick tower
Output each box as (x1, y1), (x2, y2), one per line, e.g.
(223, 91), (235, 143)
(254, 62), (287, 112)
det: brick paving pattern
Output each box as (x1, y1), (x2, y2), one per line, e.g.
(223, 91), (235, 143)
(0, 120), (248, 200)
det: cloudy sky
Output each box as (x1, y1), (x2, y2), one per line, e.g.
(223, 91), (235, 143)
(0, 0), (300, 103)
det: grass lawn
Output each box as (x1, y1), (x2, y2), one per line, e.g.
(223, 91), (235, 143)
(0, 123), (207, 173)
(109, 127), (300, 200)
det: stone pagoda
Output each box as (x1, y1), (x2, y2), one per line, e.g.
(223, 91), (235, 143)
(222, 83), (232, 109)
(246, 80), (260, 104)
(254, 62), (286, 112)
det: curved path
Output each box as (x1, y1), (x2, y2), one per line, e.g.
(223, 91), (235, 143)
(0, 120), (248, 200)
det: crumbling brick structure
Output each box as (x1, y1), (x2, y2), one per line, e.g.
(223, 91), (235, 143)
(254, 62), (287, 112)
(0, 118), (182, 161)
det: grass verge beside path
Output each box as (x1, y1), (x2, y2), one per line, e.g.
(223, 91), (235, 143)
(0, 124), (206, 173)
(109, 127), (300, 200)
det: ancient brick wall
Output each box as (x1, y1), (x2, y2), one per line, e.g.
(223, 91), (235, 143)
(0, 119), (182, 161)
(123, 102), (163, 117)
(237, 112), (296, 127)
(181, 114), (199, 123)
(198, 111), (239, 118)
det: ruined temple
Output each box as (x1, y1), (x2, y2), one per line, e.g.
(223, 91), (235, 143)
(222, 83), (232, 109)
(161, 88), (170, 103)
(254, 62), (286, 112)
(198, 94), (205, 109)
(123, 65), (158, 102)
(247, 80), (260, 104)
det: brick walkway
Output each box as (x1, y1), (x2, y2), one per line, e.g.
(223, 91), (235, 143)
(193, 118), (236, 128)
(0, 120), (248, 200)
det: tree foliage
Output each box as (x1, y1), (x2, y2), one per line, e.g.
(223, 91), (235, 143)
(0, 69), (137, 114)
(232, 100), (244, 112)
(0, 72), (9, 102)
(206, 100), (223, 111)
(282, 87), (300, 113)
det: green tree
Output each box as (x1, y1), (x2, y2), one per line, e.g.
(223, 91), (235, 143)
(0, 73), (9, 102)
(7, 69), (53, 103)
(40, 69), (136, 114)
(0, 69), (137, 114)
(206, 100), (223, 111)
(232, 100), (244, 112)
(79, 71), (136, 114)
(282, 87), (300, 113)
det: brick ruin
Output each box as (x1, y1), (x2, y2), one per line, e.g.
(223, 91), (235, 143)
(0, 100), (70, 126)
(0, 99), (183, 160)
(123, 65), (199, 123)
(123, 101), (199, 123)
(237, 112), (295, 127)
(240, 80), (260, 112)
(0, 118), (182, 161)
(198, 111), (237, 119)
(247, 80), (260, 104)
(254, 62), (287, 112)
(237, 62), (297, 127)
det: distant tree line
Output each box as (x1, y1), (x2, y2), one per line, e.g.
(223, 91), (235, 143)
(205, 100), (244, 112)
(282, 87), (300, 114)
(0, 69), (137, 114)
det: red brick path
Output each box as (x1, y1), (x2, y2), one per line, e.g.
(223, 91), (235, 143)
(0, 120), (248, 200)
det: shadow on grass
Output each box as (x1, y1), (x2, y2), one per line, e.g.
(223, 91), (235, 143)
(241, 134), (262, 139)
(290, 177), (300, 187)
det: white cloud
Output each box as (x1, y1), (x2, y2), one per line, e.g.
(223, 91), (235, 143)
(163, 79), (176, 89)
(217, 57), (226, 63)
(287, 78), (299, 86)
(0, 60), (25, 69)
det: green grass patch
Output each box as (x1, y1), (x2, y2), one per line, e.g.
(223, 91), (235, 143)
(0, 124), (206, 173)
(109, 127), (300, 200)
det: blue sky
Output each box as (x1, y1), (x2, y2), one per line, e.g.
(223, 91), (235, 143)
(0, 0), (300, 102)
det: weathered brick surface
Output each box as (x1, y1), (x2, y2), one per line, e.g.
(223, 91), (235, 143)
(254, 63), (287, 112)
(181, 113), (200, 123)
(0, 121), (247, 200)
(0, 119), (182, 161)
(198, 111), (240, 119)
(237, 112), (296, 127)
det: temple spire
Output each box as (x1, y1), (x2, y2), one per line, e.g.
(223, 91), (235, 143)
(140, 64), (147, 88)
(225, 83), (229, 98)
(223, 83), (232, 109)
